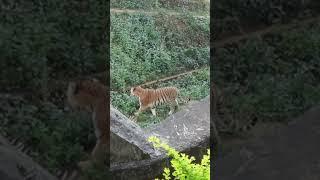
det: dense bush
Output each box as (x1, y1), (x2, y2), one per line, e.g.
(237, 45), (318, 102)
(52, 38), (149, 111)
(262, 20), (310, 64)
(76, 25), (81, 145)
(0, 0), (106, 94)
(111, 0), (159, 9)
(110, 0), (209, 14)
(111, 13), (209, 91)
(213, 0), (315, 22)
(0, 0), (107, 176)
(213, 23), (320, 126)
(148, 136), (210, 180)
(0, 98), (94, 173)
(212, 0), (320, 39)
(111, 11), (209, 127)
(158, 0), (209, 14)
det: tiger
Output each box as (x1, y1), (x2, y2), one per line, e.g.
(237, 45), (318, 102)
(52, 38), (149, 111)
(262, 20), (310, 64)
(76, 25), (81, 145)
(66, 78), (109, 170)
(130, 86), (183, 120)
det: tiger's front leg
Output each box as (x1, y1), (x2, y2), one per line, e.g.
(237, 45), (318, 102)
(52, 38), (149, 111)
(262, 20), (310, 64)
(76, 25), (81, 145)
(151, 108), (157, 116)
(168, 100), (178, 115)
(135, 105), (148, 116)
(132, 106), (148, 121)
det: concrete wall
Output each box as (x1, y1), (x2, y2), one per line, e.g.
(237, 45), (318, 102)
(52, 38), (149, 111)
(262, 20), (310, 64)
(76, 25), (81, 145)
(110, 96), (210, 180)
(0, 135), (58, 180)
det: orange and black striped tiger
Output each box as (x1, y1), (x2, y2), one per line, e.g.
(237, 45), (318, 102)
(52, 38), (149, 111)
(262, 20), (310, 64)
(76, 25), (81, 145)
(67, 78), (109, 170)
(130, 86), (181, 118)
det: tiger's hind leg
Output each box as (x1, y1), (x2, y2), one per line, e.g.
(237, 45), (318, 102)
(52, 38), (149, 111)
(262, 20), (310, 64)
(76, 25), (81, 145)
(175, 99), (179, 110)
(151, 108), (157, 116)
(168, 100), (178, 115)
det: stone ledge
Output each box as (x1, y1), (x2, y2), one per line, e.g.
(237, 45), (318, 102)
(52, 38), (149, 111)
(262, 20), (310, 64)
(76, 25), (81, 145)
(0, 135), (58, 180)
(110, 96), (210, 180)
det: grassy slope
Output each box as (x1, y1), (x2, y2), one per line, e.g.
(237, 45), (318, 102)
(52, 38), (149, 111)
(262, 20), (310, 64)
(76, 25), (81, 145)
(0, 0), (105, 175)
(214, 22), (320, 127)
(110, 0), (209, 16)
(111, 10), (209, 127)
(112, 67), (209, 127)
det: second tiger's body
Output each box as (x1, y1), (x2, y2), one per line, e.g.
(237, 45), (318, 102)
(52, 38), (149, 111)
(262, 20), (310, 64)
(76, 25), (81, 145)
(130, 86), (179, 117)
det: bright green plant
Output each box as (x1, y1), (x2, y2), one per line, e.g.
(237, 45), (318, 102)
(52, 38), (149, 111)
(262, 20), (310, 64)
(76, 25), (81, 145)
(148, 136), (210, 180)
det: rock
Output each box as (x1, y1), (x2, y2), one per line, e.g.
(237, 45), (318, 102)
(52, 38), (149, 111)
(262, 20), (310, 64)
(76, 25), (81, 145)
(0, 135), (58, 180)
(110, 106), (159, 164)
(146, 96), (210, 159)
(110, 96), (210, 180)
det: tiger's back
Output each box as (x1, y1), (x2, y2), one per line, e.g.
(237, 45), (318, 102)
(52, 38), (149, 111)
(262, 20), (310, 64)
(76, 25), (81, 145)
(131, 86), (179, 117)
(144, 87), (178, 108)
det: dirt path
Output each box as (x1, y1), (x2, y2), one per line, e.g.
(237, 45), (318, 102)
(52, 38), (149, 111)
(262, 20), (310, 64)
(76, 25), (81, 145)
(133, 67), (207, 87)
(213, 16), (320, 48)
(111, 8), (209, 19)
(110, 66), (208, 93)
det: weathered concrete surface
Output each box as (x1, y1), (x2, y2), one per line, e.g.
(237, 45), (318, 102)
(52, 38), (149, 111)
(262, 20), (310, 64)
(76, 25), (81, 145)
(0, 135), (58, 180)
(110, 96), (210, 180)
(146, 96), (210, 157)
(110, 106), (160, 163)
(215, 106), (320, 180)
(110, 156), (168, 180)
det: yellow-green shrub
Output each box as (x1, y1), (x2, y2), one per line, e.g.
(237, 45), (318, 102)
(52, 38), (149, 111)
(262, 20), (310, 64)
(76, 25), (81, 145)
(148, 136), (210, 180)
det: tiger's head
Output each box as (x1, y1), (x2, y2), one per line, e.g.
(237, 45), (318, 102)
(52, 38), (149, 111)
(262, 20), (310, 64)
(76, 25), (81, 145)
(67, 78), (102, 112)
(130, 86), (143, 96)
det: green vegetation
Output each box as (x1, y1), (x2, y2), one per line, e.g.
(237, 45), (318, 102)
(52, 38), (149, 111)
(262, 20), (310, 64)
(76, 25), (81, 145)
(213, 0), (319, 40)
(148, 136), (210, 180)
(111, 0), (158, 9)
(0, 1), (106, 94)
(0, 0), (106, 177)
(213, 0), (316, 23)
(111, 13), (209, 90)
(0, 92), (95, 174)
(112, 68), (209, 127)
(214, 22), (320, 128)
(111, 11), (209, 127)
(111, 0), (209, 15)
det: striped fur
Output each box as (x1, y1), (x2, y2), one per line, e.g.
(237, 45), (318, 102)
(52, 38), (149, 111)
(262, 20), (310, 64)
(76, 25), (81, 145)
(67, 78), (109, 170)
(130, 86), (179, 117)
